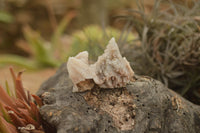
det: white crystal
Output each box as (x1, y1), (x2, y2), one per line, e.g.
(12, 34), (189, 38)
(67, 37), (134, 92)
(67, 51), (95, 92)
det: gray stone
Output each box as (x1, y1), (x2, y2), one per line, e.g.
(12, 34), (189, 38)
(37, 63), (200, 133)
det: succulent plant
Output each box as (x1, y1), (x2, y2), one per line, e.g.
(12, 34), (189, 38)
(121, 0), (200, 103)
(0, 67), (44, 133)
(0, 11), (76, 70)
(68, 25), (135, 61)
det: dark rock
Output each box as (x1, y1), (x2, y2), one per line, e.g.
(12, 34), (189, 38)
(37, 63), (200, 133)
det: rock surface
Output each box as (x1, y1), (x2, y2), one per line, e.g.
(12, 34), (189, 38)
(37, 63), (200, 133)
(67, 38), (134, 92)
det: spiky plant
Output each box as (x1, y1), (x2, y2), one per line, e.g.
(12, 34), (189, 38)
(68, 25), (135, 61)
(121, 0), (200, 102)
(0, 67), (44, 133)
(0, 11), (76, 69)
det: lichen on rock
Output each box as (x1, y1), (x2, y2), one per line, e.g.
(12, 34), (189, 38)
(67, 37), (134, 92)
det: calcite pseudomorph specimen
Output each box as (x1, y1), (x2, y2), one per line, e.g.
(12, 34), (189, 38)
(67, 38), (134, 92)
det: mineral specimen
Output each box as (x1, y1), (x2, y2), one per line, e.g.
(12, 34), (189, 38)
(67, 51), (95, 92)
(67, 38), (134, 92)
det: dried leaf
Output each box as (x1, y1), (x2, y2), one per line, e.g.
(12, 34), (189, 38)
(32, 95), (43, 107)
(0, 85), (15, 108)
(0, 116), (17, 133)
(8, 111), (26, 127)
(16, 71), (29, 104)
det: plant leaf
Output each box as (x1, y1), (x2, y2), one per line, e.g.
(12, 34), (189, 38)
(32, 95), (43, 107)
(0, 102), (11, 123)
(0, 55), (37, 69)
(0, 11), (14, 23)
(0, 85), (15, 108)
(0, 116), (17, 133)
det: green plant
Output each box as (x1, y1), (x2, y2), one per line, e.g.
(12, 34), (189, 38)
(0, 11), (76, 69)
(122, 0), (200, 99)
(68, 25), (135, 60)
(0, 67), (44, 133)
(0, 12), (134, 69)
(0, 11), (14, 23)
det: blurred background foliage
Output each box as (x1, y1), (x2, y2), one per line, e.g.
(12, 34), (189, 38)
(0, 0), (200, 104)
(69, 25), (135, 60)
(122, 0), (200, 104)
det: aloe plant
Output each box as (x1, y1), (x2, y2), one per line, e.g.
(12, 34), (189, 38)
(0, 67), (44, 133)
(0, 11), (76, 70)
